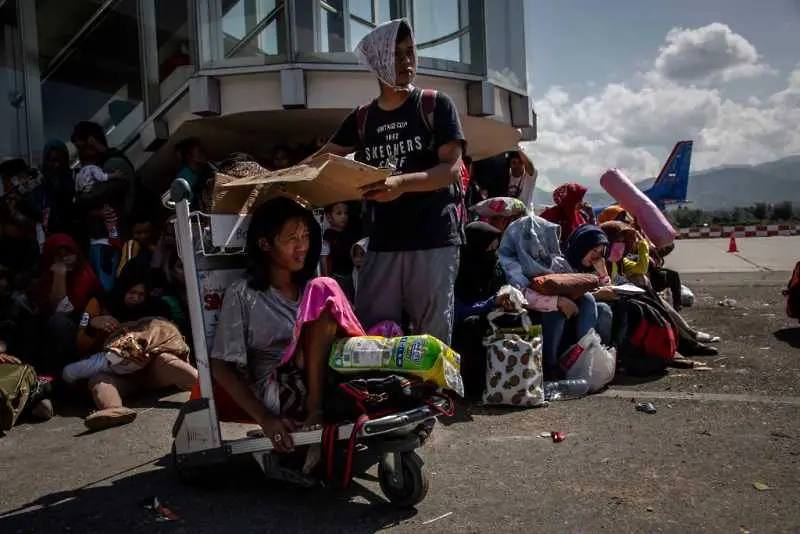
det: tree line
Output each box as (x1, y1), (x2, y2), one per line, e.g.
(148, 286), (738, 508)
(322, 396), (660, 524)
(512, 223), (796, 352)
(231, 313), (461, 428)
(668, 202), (797, 228)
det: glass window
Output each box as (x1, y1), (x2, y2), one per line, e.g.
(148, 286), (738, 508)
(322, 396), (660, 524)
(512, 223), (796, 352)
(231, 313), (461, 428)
(318, 0), (344, 53)
(484, 0), (526, 92)
(1, 0), (28, 160)
(411, 0), (470, 64)
(348, 0), (391, 51)
(37, 0), (144, 144)
(221, 0), (285, 59)
(156, 0), (193, 88)
(314, 0), (392, 54)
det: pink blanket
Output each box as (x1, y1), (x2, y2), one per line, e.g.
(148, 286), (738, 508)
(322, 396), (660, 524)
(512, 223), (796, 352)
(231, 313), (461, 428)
(280, 277), (404, 367)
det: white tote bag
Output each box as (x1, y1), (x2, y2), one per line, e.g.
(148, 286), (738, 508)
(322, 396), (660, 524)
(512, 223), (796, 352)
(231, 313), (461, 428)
(481, 309), (545, 407)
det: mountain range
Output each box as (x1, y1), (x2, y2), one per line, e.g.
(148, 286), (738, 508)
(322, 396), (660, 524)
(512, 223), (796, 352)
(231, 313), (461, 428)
(534, 154), (800, 211)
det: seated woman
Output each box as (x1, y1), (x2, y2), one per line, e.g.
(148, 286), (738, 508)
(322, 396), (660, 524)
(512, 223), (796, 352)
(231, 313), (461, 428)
(600, 221), (719, 356)
(73, 262), (198, 430)
(498, 216), (612, 378)
(210, 197), (366, 453)
(539, 183), (590, 248)
(452, 221), (511, 398)
(29, 234), (103, 377)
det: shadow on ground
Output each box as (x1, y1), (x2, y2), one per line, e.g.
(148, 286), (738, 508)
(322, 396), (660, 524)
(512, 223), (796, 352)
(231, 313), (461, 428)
(0, 455), (416, 534)
(774, 327), (800, 349)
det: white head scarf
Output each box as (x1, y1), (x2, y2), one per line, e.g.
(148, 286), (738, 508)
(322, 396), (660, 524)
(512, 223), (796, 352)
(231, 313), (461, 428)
(354, 19), (417, 89)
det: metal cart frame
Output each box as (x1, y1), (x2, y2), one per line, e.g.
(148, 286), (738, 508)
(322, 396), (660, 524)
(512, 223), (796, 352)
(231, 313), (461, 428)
(167, 179), (444, 506)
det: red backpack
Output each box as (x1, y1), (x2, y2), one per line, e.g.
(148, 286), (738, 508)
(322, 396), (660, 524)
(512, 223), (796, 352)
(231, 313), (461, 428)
(355, 89), (468, 223)
(784, 261), (800, 321)
(616, 295), (678, 376)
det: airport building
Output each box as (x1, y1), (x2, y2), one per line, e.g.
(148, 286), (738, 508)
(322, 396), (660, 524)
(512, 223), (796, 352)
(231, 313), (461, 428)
(2, 0), (535, 187)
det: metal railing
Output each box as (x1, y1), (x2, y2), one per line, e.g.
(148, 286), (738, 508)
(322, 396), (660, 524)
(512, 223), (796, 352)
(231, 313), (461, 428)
(41, 0), (124, 82)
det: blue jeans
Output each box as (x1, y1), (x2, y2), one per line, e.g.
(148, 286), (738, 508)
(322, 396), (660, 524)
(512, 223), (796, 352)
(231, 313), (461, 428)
(541, 293), (603, 370)
(596, 302), (613, 346)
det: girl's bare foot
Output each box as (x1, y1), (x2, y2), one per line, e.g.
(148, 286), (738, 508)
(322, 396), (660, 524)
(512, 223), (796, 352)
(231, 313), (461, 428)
(300, 409), (323, 431)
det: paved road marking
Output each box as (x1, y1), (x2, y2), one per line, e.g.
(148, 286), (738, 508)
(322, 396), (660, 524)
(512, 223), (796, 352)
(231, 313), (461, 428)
(600, 388), (800, 406)
(734, 253), (774, 272)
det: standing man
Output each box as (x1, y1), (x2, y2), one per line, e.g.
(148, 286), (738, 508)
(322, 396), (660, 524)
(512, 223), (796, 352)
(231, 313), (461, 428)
(506, 150), (537, 211)
(310, 19), (465, 344)
(70, 121), (139, 235)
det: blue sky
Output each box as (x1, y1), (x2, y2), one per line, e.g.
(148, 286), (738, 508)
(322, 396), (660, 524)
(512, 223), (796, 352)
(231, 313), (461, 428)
(521, 0), (800, 190)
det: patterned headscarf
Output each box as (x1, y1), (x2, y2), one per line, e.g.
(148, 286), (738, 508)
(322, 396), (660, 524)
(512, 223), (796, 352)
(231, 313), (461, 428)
(354, 19), (417, 89)
(552, 183), (587, 209)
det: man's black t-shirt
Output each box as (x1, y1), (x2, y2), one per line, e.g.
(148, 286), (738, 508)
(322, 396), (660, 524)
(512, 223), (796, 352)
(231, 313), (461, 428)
(330, 88), (465, 252)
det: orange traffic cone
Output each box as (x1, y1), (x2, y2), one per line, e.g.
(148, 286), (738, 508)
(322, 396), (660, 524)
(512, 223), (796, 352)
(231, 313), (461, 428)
(727, 232), (738, 253)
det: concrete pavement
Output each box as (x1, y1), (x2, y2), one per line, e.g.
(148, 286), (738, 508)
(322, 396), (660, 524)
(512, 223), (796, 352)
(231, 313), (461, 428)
(666, 235), (800, 273)
(2, 270), (799, 533)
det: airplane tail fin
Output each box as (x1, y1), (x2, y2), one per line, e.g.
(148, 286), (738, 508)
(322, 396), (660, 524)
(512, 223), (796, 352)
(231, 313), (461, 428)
(644, 140), (693, 209)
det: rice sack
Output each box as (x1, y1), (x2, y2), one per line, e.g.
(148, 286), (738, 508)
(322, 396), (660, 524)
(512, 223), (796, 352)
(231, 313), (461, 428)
(329, 335), (464, 397)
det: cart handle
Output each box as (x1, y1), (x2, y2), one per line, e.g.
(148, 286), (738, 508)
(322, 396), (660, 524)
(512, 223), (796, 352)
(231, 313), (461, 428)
(170, 178), (192, 205)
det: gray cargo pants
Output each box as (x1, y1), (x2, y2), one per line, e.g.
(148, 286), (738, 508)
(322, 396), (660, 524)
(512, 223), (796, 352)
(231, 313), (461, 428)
(355, 246), (460, 345)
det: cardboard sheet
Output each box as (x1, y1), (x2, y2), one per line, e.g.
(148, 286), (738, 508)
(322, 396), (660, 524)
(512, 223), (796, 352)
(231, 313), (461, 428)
(211, 154), (391, 214)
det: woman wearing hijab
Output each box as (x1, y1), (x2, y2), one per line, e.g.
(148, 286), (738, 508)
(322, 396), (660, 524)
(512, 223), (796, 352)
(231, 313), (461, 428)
(74, 262), (197, 430)
(307, 19), (465, 346)
(600, 221), (719, 356)
(452, 221), (512, 398)
(29, 234), (103, 375)
(540, 183), (590, 247)
(76, 262), (173, 357)
(498, 217), (612, 377)
(38, 140), (77, 236)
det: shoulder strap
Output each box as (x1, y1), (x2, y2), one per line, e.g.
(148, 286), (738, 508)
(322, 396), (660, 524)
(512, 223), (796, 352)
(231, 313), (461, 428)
(418, 89), (437, 134)
(356, 100), (374, 146)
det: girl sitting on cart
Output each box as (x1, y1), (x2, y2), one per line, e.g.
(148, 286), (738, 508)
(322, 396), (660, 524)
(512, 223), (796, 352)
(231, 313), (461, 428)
(210, 196), (368, 453)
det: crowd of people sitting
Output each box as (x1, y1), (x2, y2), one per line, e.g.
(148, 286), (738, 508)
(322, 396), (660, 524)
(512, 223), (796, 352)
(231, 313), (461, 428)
(0, 117), (722, 439)
(1, 18), (722, 448)
(0, 121), (337, 432)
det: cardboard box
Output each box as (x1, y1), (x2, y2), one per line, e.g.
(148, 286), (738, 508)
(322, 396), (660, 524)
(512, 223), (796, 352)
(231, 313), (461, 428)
(211, 154), (391, 215)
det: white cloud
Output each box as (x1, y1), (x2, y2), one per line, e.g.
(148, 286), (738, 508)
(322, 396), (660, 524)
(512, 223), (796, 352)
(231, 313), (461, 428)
(525, 25), (800, 192)
(654, 23), (775, 84)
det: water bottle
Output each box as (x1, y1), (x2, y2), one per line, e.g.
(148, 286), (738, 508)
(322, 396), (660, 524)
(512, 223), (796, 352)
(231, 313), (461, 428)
(543, 379), (589, 401)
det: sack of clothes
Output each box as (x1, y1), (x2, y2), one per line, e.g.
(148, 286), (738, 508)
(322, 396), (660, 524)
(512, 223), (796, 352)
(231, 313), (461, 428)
(328, 334), (464, 397)
(0, 363), (52, 431)
(482, 309), (545, 407)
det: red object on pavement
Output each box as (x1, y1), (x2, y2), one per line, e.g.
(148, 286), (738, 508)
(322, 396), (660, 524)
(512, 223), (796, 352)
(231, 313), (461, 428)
(551, 431), (565, 443)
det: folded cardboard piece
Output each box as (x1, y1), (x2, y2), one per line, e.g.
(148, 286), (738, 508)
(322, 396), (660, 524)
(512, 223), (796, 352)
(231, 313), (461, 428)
(211, 153), (391, 215)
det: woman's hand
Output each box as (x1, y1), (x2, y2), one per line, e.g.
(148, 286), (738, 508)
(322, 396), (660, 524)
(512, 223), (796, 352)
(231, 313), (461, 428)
(557, 296), (579, 318)
(494, 291), (515, 311)
(260, 415), (297, 453)
(50, 261), (69, 276)
(594, 287), (618, 302)
(90, 315), (120, 333)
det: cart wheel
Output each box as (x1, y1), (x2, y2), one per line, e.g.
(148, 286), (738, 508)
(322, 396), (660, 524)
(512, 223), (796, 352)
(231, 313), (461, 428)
(378, 452), (429, 508)
(171, 443), (206, 486)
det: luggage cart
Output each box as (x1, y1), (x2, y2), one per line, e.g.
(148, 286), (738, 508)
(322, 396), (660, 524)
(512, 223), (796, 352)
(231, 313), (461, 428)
(167, 179), (445, 507)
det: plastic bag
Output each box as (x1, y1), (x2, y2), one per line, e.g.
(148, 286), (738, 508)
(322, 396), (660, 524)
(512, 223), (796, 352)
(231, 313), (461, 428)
(558, 329), (616, 393)
(481, 309), (545, 407)
(329, 335), (464, 397)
